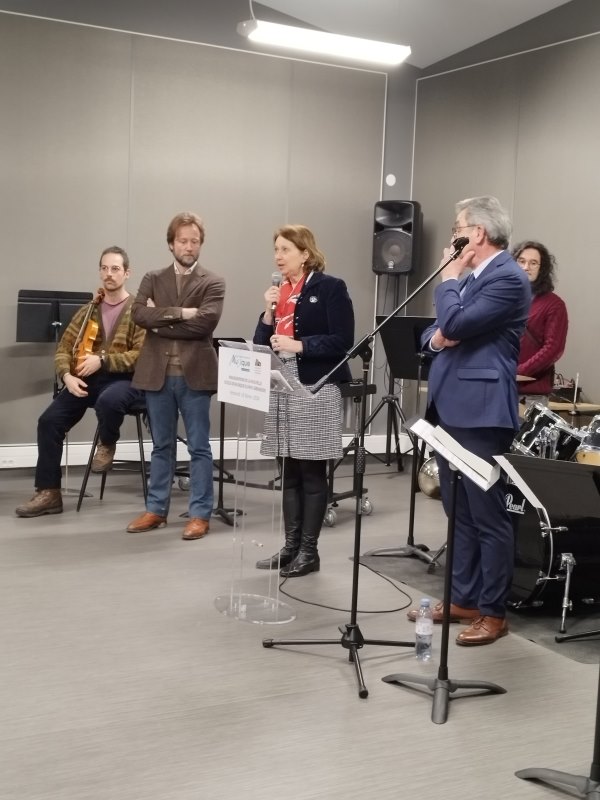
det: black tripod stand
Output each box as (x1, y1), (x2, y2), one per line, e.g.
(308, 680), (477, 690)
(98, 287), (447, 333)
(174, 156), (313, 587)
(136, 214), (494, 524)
(363, 317), (442, 566)
(382, 463), (506, 723)
(262, 240), (472, 698)
(263, 345), (415, 698)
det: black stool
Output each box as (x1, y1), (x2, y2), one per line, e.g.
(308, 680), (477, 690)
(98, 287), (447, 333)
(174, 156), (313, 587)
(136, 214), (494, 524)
(77, 405), (149, 511)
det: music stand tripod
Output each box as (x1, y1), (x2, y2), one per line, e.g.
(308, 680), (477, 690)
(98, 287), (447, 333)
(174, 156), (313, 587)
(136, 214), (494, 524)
(262, 239), (472, 698)
(363, 316), (441, 566)
(382, 426), (506, 724)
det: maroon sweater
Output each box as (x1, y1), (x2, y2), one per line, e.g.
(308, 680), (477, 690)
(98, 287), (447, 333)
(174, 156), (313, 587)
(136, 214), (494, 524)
(517, 291), (568, 395)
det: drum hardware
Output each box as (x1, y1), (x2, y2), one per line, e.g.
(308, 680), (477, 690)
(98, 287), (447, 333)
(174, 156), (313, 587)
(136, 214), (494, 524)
(575, 413), (600, 466)
(512, 402), (586, 460)
(558, 552), (576, 634)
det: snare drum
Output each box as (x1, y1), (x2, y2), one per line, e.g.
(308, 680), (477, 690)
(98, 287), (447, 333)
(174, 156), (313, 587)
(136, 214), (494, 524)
(512, 402), (585, 460)
(575, 415), (600, 466)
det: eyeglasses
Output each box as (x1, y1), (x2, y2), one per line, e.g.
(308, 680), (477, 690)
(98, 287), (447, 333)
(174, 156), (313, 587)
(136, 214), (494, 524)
(99, 265), (125, 274)
(517, 257), (541, 268)
(451, 224), (477, 236)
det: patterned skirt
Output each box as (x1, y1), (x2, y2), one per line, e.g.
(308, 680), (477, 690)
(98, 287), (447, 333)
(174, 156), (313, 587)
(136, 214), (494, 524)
(260, 358), (343, 460)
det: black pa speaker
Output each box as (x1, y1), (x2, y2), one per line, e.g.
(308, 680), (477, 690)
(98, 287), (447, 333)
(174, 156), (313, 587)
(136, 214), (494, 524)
(372, 200), (422, 275)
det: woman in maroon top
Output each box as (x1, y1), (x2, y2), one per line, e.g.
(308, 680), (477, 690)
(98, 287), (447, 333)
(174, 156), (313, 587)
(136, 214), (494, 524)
(513, 240), (568, 403)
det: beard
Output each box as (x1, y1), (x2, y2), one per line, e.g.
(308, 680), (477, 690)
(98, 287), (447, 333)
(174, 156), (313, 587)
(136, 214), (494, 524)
(175, 253), (197, 269)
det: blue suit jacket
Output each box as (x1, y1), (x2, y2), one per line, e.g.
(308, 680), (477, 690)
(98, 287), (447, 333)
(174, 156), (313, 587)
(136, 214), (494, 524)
(422, 250), (531, 430)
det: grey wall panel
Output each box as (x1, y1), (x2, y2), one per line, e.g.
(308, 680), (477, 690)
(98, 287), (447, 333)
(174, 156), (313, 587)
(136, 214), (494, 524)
(511, 37), (600, 395)
(1, 16), (133, 444)
(412, 32), (600, 400)
(412, 59), (522, 317)
(2, 14), (386, 446)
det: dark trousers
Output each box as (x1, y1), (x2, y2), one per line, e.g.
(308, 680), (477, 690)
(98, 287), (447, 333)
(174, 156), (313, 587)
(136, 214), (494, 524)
(35, 374), (143, 489)
(435, 423), (515, 618)
(279, 456), (328, 502)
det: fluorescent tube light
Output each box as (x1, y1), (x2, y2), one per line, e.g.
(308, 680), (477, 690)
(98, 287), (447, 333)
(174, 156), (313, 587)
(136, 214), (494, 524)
(237, 20), (410, 66)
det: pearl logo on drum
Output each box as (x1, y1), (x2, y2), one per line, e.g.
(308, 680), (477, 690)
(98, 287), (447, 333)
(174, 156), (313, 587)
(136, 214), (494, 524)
(506, 492), (526, 514)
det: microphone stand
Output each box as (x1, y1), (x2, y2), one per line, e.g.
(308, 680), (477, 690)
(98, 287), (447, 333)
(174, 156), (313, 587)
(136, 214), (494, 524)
(261, 240), (469, 699)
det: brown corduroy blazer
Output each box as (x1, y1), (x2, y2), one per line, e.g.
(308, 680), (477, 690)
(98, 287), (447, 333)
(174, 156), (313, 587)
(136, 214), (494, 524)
(131, 263), (225, 392)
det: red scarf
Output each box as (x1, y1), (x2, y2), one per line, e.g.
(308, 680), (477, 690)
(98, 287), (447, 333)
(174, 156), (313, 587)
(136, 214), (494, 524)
(274, 275), (306, 336)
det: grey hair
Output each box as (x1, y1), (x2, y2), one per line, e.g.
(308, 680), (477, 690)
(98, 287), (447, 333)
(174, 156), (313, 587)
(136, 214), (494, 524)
(456, 195), (512, 249)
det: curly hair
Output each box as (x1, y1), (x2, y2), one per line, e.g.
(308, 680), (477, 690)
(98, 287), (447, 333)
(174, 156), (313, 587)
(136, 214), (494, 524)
(512, 240), (556, 295)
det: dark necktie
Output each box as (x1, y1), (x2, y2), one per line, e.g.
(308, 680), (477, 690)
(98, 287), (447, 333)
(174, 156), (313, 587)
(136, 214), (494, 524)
(461, 272), (476, 295)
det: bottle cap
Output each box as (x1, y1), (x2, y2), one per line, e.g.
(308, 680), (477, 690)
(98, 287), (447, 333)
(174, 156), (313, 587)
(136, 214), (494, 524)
(420, 598), (430, 606)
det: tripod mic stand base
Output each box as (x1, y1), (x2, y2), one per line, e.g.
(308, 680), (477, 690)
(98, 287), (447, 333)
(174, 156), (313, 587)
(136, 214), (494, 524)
(263, 622), (414, 700)
(382, 672), (506, 725)
(516, 767), (600, 798)
(363, 544), (445, 569)
(212, 507), (243, 527)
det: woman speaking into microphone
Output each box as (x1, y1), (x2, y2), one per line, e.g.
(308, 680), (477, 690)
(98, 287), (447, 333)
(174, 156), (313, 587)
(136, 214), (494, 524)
(253, 224), (355, 577)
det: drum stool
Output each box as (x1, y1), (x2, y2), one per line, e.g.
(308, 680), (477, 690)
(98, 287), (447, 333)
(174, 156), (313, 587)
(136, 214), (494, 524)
(76, 402), (150, 511)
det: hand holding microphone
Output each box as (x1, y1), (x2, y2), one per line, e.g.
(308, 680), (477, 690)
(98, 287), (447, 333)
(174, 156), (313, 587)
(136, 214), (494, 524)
(265, 270), (282, 319)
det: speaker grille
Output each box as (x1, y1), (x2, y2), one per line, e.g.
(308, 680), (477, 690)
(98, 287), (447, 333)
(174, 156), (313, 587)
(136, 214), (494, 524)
(372, 200), (422, 275)
(373, 229), (412, 273)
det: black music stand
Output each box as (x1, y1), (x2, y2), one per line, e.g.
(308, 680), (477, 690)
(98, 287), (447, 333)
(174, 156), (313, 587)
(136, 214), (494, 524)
(17, 289), (93, 397)
(363, 315), (439, 565)
(382, 421), (506, 723)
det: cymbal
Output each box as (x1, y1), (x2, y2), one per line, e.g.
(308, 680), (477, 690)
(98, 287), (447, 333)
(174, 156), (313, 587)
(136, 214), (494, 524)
(549, 401), (600, 413)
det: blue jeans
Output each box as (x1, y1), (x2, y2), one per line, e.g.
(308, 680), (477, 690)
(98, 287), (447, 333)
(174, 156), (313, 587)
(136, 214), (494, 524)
(144, 377), (213, 519)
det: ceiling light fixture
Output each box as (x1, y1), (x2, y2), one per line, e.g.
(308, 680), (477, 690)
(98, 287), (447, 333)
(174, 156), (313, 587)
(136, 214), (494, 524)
(237, 20), (410, 67)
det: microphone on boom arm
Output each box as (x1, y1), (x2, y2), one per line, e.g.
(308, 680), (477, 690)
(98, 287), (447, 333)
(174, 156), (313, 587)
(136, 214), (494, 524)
(451, 236), (469, 256)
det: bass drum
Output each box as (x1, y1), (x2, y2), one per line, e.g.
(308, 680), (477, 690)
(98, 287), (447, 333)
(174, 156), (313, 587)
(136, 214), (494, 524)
(506, 482), (600, 607)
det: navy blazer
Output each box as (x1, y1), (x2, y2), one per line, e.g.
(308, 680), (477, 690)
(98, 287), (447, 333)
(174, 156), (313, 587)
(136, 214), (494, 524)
(253, 271), (354, 384)
(422, 251), (531, 430)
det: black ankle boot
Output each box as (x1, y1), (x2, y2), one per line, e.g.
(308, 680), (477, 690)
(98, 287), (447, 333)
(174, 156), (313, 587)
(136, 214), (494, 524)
(256, 546), (298, 570)
(256, 487), (302, 569)
(279, 488), (327, 578)
(279, 549), (320, 577)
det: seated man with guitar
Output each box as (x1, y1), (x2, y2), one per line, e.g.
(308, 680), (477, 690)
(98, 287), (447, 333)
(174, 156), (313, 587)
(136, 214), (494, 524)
(15, 246), (146, 518)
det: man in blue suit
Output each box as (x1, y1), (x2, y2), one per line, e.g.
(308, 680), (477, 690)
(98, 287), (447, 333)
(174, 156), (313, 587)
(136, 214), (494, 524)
(410, 196), (531, 645)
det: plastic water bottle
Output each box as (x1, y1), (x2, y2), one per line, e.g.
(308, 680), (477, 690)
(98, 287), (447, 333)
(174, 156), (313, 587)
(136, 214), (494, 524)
(415, 598), (434, 661)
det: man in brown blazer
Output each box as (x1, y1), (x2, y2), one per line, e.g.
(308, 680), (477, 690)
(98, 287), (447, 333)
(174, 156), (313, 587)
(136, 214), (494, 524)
(127, 212), (225, 539)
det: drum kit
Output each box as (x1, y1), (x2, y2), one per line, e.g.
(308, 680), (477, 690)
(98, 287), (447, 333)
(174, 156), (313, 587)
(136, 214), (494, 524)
(507, 402), (600, 625)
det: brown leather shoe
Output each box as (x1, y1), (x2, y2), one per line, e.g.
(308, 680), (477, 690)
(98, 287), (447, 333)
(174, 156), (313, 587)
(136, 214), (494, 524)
(182, 518), (210, 540)
(456, 616), (508, 646)
(91, 442), (116, 473)
(15, 489), (63, 518)
(126, 512), (167, 533)
(407, 601), (479, 624)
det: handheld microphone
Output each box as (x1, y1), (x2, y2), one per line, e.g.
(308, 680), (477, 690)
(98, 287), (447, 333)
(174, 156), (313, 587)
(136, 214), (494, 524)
(452, 236), (469, 255)
(270, 271), (281, 314)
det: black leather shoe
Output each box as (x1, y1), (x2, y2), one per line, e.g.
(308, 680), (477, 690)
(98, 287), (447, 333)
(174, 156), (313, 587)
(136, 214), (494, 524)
(256, 548), (298, 570)
(280, 551), (320, 578)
